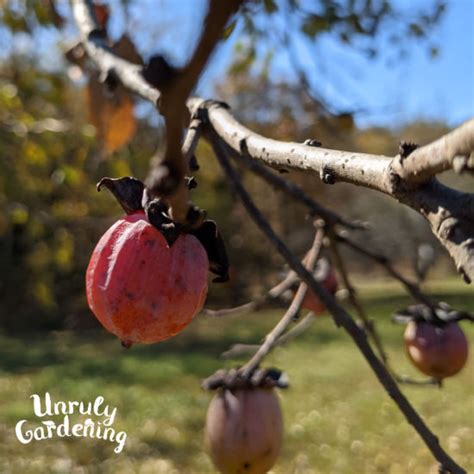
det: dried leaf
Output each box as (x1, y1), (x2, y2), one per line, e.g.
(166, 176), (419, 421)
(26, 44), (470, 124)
(190, 220), (229, 282)
(113, 34), (143, 65)
(86, 74), (137, 154)
(97, 176), (144, 215)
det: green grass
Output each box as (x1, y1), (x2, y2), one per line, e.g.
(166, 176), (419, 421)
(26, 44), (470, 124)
(0, 283), (473, 473)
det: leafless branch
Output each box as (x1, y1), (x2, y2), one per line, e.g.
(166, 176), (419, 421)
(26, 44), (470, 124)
(201, 99), (391, 191)
(336, 232), (438, 307)
(239, 227), (325, 378)
(221, 311), (316, 359)
(73, 0), (242, 222)
(182, 117), (203, 165)
(391, 119), (474, 184)
(328, 233), (440, 386)
(201, 272), (294, 318)
(328, 233), (389, 364)
(71, 3), (473, 279)
(200, 101), (474, 281)
(142, 0), (242, 221)
(217, 136), (363, 229)
(209, 135), (465, 474)
(202, 241), (318, 318)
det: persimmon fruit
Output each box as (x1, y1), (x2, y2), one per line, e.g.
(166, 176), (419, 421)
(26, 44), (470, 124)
(86, 211), (208, 346)
(302, 264), (338, 315)
(205, 388), (283, 474)
(404, 321), (468, 379)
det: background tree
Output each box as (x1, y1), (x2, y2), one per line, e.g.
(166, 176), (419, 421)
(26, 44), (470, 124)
(0, 1), (472, 472)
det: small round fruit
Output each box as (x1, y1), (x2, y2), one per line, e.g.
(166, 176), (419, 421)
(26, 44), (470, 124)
(404, 321), (469, 379)
(86, 211), (208, 346)
(302, 266), (338, 315)
(205, 388), (283, 474)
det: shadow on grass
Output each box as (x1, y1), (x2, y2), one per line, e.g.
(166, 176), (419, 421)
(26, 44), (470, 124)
(0, 291), (471, 387)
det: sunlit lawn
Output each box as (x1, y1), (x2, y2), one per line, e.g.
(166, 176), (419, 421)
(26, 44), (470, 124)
(0, 280), (472, 473)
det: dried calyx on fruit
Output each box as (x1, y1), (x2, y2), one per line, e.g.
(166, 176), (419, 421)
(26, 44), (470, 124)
(86, 176), (229, 347)
(203, 368), (286, 474)
(393, 304), (470, 380)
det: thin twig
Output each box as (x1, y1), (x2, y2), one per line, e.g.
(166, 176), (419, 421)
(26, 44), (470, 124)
(221, 311), (316, 359)
(182, 117), (202, 165)
(210, 134), (465, 474)
(202, 246), (319, 317)
(328, 232), (439, 386)
(219, 137), (363, 230)
(240, 227), (325, 378)
(336, 232), (437, 308)
(201, 275), (294, 317)
(328, 231), (389, 364)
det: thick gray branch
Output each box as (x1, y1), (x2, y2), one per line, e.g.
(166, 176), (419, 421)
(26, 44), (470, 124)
(72, 5), (473, 280)
(199, 101), (474, 281)
(391, 118), (474, 184)
(197, 99), (392, 192)
(400, 180), (474, 283)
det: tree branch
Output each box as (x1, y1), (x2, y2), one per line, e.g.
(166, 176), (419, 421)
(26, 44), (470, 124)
(142, 0), (242, 221)
(201, 99), (392, 191)
(197, 101), (473, 280)
(329, 232), (440, 386)
(335, 232), (437, 307)
(202, 264), (297, 317)
(328, 232), (389, 365)
(71, 3), (473, 279)
(221, 311), (316, 359)
(391, 119), (474, 184)
(217, 135), (364, 229)
(239, 226), (325, 378)
(209, 134), (465, 474)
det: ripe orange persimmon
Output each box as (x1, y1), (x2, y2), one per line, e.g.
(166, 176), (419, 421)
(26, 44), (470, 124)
(404, 321), (468, 379)
(86, 211), (208, 347)
(302, 263), (338, 315)
(205, 388), (283, 474)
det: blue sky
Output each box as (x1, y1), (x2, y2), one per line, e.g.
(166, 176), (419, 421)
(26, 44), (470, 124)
(209, 0), (474, 128)
(337, 0), (474, 127)
(1, 0), (473, 129)
(121, 0), (474, 128)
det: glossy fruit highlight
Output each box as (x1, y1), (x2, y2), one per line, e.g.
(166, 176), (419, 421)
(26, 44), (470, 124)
(86, 211), (208, 346)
